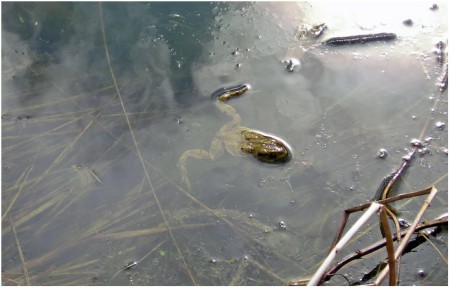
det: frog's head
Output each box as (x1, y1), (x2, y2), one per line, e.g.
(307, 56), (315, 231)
(241, 130), (292, 163)
(252, 142), (291, 163)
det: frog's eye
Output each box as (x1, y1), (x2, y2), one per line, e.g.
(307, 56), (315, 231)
(268, 153), (278, 159)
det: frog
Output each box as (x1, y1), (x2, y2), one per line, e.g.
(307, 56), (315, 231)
(177, 84), (292, 191)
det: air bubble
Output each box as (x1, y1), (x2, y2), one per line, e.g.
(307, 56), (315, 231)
(377, 148), (388, 158)
(209, 258), (219, 264)
(403, 19), (413, 26)
(277, 221), (287, 230)
(424, 136), (433, 143)
(435, 121), (446, 129)
(402, 151), (415, 161)
(410, 138), (422, 147)
(417, 268), (426, 278)
(418, 147), (431, 156)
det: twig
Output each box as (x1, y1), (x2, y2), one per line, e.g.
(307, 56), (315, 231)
(384, 206), (401, 242)
(110, 239), (166, 282)
(307, 203), (382, 286)
(322, 214), (448, 281)
(372, 186), (438, 285)
(2, 166), (32, 220)
(9, 216), (30, 285)
(330, 151), (415, 251)
(379, 207), (397, 285)
(329, 186), (432, 252)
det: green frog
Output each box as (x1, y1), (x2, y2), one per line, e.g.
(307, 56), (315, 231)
(177, 84), (292, 191)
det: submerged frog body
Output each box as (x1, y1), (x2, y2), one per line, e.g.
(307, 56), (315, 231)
(177, 84), (291, 190)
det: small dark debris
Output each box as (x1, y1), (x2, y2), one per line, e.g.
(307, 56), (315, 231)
(403, 19), (413, 26)
(435, 41), (446, 64)
(436, 41), (445, 51)
(284, 58), (300, 72)
(439, 64), (448, 92)
(430, 3), (438, 10)
(16, 115), (32, 121)
(1, 114), (12, 120)
(286, 60), (295, 72)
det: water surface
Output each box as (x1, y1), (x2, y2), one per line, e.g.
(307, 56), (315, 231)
(2, 2), (447, 285)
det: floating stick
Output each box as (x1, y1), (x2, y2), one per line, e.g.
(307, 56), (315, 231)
(373, 187), (438, 285)
(323, 32), (397, 45)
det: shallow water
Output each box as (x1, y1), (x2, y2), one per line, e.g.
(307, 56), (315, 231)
(2, 2), (448, 285)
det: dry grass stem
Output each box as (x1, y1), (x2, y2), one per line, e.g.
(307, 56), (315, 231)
(9, 217), (30, 285)
(373, 186), (438, 285)
(418, 231), (448, 265)
(110, 239), (166, 282)
(379, 207), (397, 285)
(322, 214), (447, 281)
(330, 186), (433, 252)
(98, 3), (196, 284)
(2, 166), (32, 220)
(308, 203), (382, 286)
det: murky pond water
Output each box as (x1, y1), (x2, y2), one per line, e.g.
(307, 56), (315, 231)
(2, 2), (447, 285)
